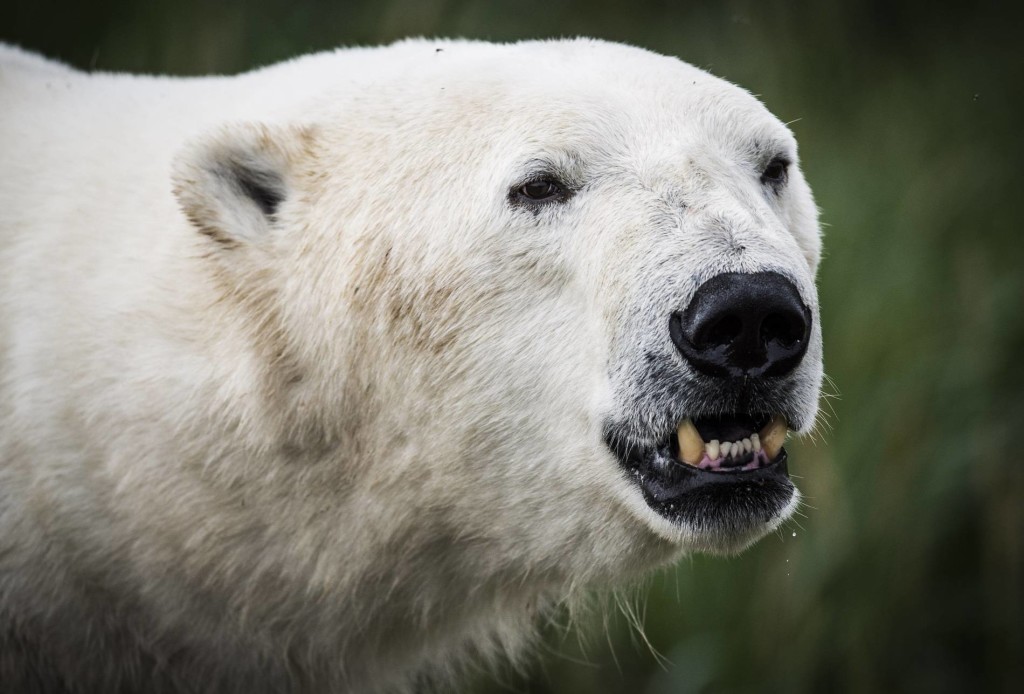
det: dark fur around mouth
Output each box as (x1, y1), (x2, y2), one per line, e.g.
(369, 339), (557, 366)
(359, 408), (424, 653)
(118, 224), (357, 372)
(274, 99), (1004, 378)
(605, 347), (809, 542)
(615, 356), (809, 446)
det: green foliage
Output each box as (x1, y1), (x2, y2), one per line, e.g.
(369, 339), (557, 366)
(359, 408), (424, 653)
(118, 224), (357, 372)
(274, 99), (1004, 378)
(6, 1), (1021, 691)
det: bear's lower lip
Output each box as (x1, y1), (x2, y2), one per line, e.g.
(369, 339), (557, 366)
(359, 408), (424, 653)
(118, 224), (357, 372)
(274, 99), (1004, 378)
(630, 448), (793, 527)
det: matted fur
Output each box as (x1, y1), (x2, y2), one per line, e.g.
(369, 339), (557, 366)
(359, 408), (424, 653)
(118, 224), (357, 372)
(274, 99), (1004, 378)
(0, 38), (822, 692)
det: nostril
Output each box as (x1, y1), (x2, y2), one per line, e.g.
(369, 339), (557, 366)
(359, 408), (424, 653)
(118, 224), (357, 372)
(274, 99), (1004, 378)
(703, 314), (743, 348)
(761, 312), (804, 348)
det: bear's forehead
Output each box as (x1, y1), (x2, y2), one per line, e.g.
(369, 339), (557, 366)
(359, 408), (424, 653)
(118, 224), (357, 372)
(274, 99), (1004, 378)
(380, 39), (794, 160)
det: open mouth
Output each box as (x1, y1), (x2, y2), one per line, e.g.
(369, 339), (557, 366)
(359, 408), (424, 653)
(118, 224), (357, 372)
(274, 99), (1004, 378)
(607, 412), (796, 544)
(673, 414), (787, 472)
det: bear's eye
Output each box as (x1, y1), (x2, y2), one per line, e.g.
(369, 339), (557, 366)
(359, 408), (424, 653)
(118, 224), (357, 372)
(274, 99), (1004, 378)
(760, 157), (790, 187)
(515, 178), (568, 203)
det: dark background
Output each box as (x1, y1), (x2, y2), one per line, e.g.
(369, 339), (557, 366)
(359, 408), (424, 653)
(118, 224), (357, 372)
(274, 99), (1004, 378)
(5, 1), (1022, 692)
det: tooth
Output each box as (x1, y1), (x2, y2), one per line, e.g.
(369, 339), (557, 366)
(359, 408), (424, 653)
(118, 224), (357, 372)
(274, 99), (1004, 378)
(751, 433), (761, 451)
(742, 437), (752, 454)
(676, 419), (705, 465)
(706, 439), (720, 460)
(720, 441), (732, 458)
(760, 416), (788, 460)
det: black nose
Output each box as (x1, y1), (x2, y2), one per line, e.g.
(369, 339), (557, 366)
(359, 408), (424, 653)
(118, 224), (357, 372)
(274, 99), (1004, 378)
(670, 272), (812, 378)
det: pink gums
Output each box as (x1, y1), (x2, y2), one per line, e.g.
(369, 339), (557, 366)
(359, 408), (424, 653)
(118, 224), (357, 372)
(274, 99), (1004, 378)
(696, 448), (770, 472)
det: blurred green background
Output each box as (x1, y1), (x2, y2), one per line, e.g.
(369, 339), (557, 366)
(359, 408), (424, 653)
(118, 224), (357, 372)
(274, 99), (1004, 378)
(6, 1), (1021, 692)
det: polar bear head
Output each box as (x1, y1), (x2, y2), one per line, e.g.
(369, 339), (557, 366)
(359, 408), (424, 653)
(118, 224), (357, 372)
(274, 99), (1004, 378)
(171, 38), (821, 619)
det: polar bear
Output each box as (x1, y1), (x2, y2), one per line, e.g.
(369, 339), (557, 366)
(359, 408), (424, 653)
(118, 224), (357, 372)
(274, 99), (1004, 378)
(0, 38), (822, 692)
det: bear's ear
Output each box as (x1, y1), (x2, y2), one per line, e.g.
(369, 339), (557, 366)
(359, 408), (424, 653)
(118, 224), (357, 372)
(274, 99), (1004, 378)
(172, 122), (313, 248)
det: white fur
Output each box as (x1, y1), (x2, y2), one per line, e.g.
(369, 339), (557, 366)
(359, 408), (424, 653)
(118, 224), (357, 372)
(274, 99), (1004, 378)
(0, 39), (822, 692)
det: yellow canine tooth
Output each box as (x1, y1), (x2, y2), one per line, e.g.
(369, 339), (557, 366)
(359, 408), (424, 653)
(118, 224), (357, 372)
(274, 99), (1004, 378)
(760, 416), (788, 460)
(676, 419), (705, 466)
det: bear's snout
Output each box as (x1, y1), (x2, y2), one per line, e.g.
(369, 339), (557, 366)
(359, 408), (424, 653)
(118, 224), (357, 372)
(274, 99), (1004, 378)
(670, 271), (812, 379)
